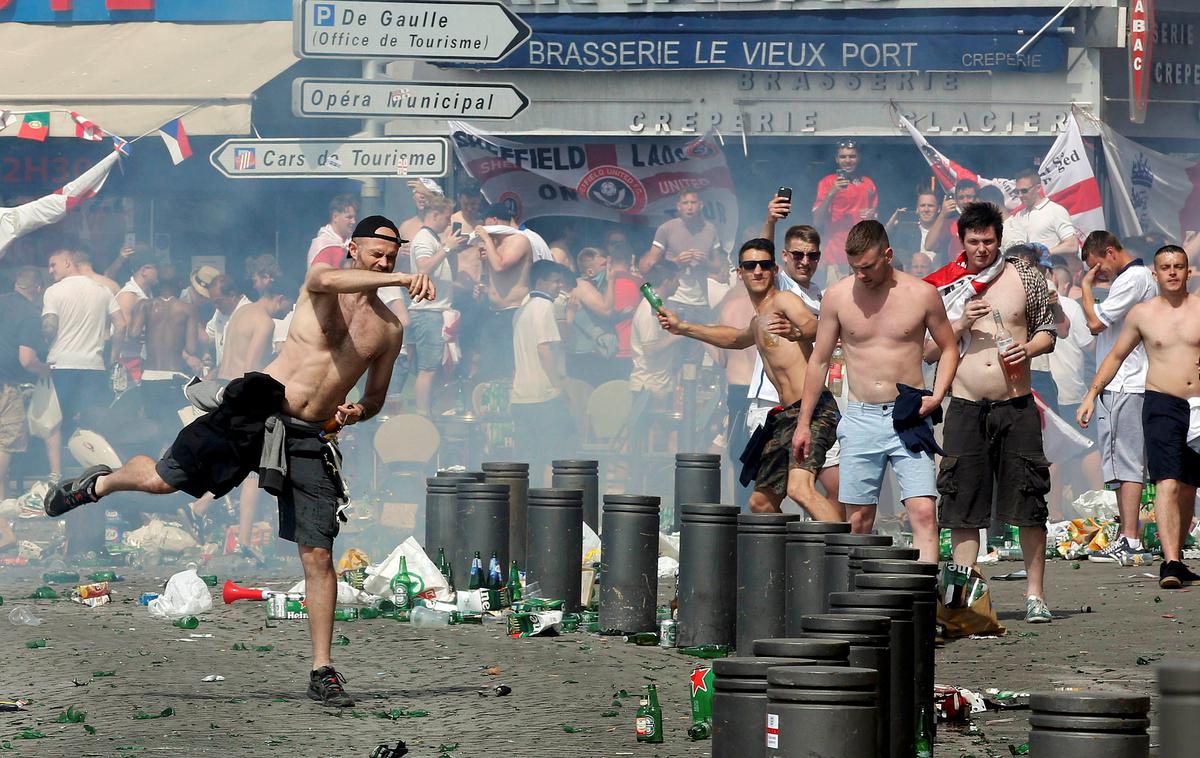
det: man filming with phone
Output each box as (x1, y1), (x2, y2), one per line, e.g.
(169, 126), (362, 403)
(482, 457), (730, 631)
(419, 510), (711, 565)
(812, 139), (878, 281)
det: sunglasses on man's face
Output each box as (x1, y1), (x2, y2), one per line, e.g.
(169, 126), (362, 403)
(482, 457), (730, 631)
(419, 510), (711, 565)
(1016, 187), (1038, 195)
(787, 250), (821, 262)
(739, 259), (777, 272)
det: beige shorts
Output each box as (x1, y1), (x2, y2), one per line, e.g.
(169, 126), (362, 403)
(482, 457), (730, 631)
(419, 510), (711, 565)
(0, 384), (29, 454)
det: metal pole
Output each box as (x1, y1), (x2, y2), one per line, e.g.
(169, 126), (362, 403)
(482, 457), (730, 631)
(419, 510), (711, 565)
(359, 60), (385, 216)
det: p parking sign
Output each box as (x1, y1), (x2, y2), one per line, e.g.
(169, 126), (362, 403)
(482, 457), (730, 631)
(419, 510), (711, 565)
(312, 3), (335, 25)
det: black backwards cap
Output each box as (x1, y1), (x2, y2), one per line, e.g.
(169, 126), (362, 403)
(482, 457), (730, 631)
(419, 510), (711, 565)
(348, 215), (405, 258)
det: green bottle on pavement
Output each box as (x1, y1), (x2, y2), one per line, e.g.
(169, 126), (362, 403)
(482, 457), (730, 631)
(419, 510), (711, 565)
(635, 684), (664, 743)
(507, 560), (522, 604)
(173, 616), (200, 629)
(30, 586), (58, 599)
(436, 547), (454, 591)
(687, 720), (712, 741)
(42, 572), (80, 585)
(333, 607), (359, 621)
(625, 631), (660, 646)
(487, 552), (502, 590)
(689, 665), (714, 727)
(88, 571), (118, 583)
(915, 705), (933, 758)
(679, 644), (730, 659)
(468, 551), (484, 590)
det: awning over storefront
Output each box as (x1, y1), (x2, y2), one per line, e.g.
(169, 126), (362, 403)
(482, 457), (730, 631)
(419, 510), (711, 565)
(0, 21), (295, 137)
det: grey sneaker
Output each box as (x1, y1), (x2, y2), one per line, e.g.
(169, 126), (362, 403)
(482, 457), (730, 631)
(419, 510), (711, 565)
(1024, 596), (1053, 624)
(1089, 534), (1132, 566)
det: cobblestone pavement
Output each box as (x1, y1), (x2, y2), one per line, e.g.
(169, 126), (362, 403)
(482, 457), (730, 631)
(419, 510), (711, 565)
(1, 559), (1195, 757)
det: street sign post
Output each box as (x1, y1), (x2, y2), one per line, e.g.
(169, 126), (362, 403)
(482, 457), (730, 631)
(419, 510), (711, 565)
(209, 138), (448, 179)
(293, 0), (531, 62)
(293, 78), (530, 120)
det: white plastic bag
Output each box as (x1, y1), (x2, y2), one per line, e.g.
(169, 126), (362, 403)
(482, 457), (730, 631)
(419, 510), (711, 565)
(148, 569), (213, 620)
(27, 377), (61, 439)
(363, 537), (450, 602)
(287, 579), (374, 606)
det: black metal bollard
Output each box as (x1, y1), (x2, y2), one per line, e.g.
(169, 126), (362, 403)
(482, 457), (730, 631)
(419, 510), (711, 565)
(737, 513), (799, 655)
(599, 494), (660, 634)
(674, 453), (722, 532)
(765, 666), (879, 758)
(525, 488), (583, 611)
(856, 568), (938, 744)
(800, 614), (893, 758)
(713, 657), (820, 758)
(1028, 691), (1150, 757)
(552, 459), (599, 532)
(454, 482), (510, 581)
(846, 546), (919, 592)
(824, 533), (892, 596)
(1159, 660), (1200, 758)
(436, 469), (485, 480)
(677, 503), (739, 648)
(752, 637), (850, 664)
(425, 475), (474, 558)
(785, 521), (851, 631)
(483, 462), (529, 568)
(829, 591), (917, 758)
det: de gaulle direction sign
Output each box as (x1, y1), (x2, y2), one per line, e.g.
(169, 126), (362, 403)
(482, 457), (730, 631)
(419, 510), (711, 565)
(209, 138), (448, 179)
(293, 78), (530, 120)
(294, 0), (531, 62)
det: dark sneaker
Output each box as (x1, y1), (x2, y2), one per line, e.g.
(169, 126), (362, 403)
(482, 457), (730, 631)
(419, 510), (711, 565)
(1160, 560), (1196, 589)
(177, 503), (203, 543)
(1178, 562), (1200, 584)
(308, 666), (354, 707)
(44, 465), (112, 517)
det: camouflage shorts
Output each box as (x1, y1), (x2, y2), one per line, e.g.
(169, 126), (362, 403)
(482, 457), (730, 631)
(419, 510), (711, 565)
(755, 391), (840, 496)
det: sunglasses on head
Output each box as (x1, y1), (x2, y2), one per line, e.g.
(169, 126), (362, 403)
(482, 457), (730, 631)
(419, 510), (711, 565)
(836, 139), (858, 149)
(787, 250), (821, 262)
(739, 259), (777, 272)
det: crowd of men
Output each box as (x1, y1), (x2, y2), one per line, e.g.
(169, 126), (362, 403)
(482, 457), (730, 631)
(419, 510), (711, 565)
(4, 144), (1200, 613)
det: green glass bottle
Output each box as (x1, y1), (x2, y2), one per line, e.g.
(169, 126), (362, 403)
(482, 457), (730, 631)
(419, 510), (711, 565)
(449, 611), (483, 625)
(88, 571), (118, 583)
(468, 551), (484, 590)
(679, 644), (730, 659)
(687, 720), (712, 741)
(507, 560), (523, 604)
(42, 572), (80, 585)
(333, 607), (359, 622)
(635, 684), (664, 744)
(915, 705), (933, 758)
(173, 616), (200, 629)
(390, 556), (413, 609)
(30, 586), (58, 599)
(360, 607), (382, 619)
(639, 282), (664, 312)
(487, 552), (502, 590)
(625, 631), (660, 646)
(436, 547), (454, 591)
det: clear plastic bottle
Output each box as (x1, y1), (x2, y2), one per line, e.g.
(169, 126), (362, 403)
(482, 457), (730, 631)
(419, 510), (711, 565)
(410, 606), (451, 627)
(8, 607), (42, 626)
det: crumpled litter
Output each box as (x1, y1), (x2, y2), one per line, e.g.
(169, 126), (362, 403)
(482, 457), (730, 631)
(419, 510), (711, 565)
(287, 579), (376, 606)
(582, 522), (600, 566)
(659, 531), (680, 561)
(657, 556), (679, 579)
(124, 518), (198, 553)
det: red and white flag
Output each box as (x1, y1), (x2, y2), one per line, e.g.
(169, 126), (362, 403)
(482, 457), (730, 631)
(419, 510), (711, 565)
(897, 109), (1105, 239)
(70, 111), (104, 142)
(449, 120), (739, 251)
(0, 151), (120, 258)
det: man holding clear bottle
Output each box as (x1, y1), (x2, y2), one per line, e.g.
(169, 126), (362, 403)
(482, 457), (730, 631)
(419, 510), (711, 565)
(922, 202), (1059, 623)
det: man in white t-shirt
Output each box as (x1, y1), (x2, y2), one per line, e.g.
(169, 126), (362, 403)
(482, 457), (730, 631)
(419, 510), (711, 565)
(760, 197), (842, 503)
(408, 196), (461, 417)
(42, 247), (124, 438)
(511, 260), (574, 486)
(306, 194), (358, 269)
(1078, 230), (1158, 565)
(1004, 168), (1079, 257)
(204, 276), (252, 369)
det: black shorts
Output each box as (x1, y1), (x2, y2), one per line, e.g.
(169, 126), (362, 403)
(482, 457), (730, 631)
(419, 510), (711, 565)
(1142, 390), (1200, 488)
(156, 415), (256, 499)
(276, 426), (343, 551)
(936, 394), (1050, 530)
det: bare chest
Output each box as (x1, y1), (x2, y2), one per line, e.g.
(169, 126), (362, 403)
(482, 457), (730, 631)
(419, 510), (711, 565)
(839, 292), (926, 345)
(317, 301), (394, 361)
(981, 271), (1028, 330)
(1142, 307), (1200, 352)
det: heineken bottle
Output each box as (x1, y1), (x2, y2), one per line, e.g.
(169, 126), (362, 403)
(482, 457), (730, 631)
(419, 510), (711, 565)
(625, 631), (660, 646)
(635, 684), (664, 744)
(687, 721), (712, 741)
(468, 551), (484, 590)
(487, 552), (502, 590)
(436, 547), (454, 592)
(915, 706), (933, 758)
(390, 556), (412, 609)
(507, 561), (523, 604)
(689, 665), (714, 729)
(639, 282), (664, 313)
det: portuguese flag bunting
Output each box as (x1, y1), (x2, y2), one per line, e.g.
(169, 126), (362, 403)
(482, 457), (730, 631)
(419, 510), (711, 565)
(18, 112), (49, 141)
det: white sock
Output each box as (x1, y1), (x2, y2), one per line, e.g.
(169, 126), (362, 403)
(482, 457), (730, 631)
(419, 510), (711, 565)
(1127, 537), (1143, 550)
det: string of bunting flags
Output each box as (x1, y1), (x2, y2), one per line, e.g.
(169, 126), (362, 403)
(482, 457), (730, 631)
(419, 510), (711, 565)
(0, 107), (193, 164)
